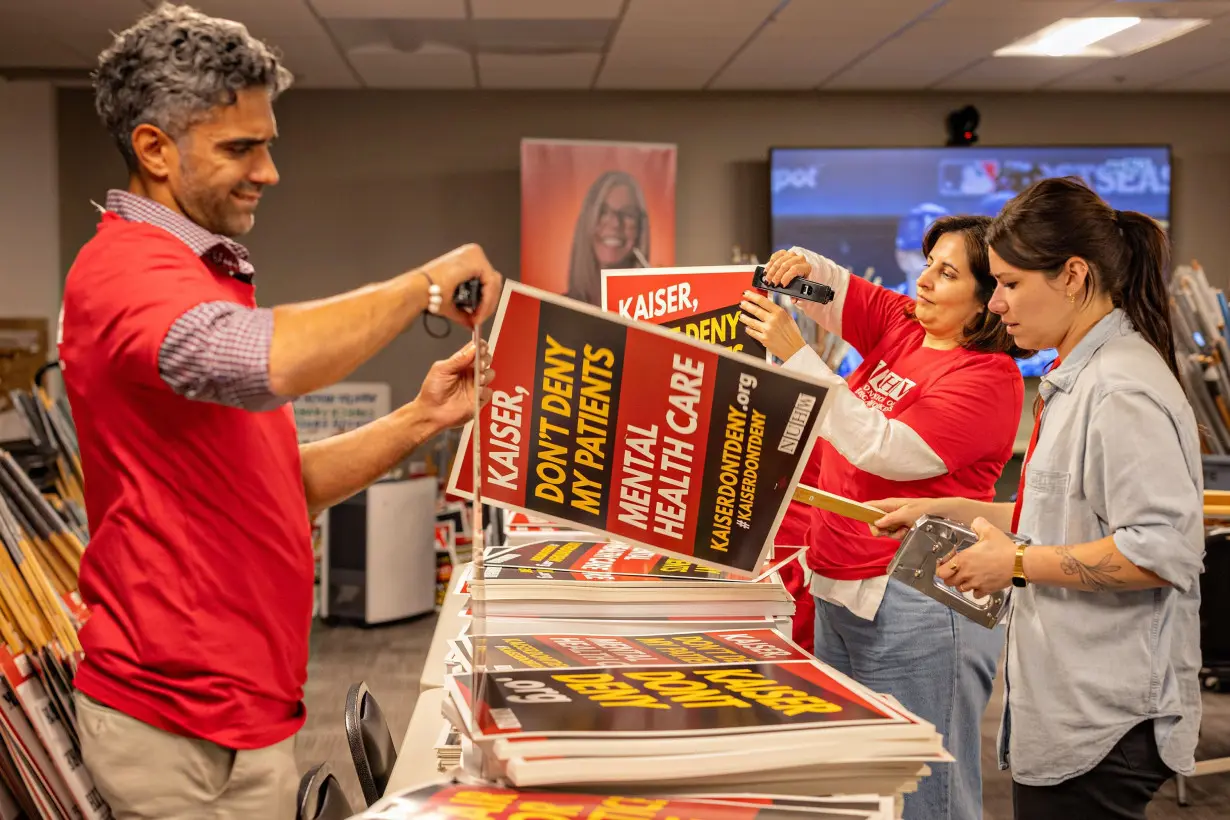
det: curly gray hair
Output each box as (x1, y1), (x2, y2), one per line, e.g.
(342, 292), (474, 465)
(94, 3), (294, 171)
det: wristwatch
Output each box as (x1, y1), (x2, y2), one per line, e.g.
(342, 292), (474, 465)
(1012, 544), (1029, 588)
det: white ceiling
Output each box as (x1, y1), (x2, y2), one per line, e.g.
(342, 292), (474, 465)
(3, 0), (1230, 91)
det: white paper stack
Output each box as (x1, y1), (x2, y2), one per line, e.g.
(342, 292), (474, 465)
(462, 539), (795, 620)
(348, 779), (896, 819)
(432, 725), (461, 773)
(439, 627), (947, 803)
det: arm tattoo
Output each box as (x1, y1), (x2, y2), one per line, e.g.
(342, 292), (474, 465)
(1057, 546), (1125, 592)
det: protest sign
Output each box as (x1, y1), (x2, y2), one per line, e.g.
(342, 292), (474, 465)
(601, 265), (766, 360)
(447, 284), (826, 575)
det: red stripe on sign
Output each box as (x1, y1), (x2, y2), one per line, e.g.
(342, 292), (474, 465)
(605, 327), (719, 556)
(456, 290), (541, 508)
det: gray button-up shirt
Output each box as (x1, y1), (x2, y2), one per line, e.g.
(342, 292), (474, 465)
(1001, 309), (1204, 785)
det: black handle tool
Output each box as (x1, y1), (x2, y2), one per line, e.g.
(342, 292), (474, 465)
(752, 265), (835, 305)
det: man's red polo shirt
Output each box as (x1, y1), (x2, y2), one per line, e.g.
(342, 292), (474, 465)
(60, 212), (313, 749)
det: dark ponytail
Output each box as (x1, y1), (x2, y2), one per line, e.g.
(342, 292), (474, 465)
(1116, 210), (1178, 378)
(986, 176), (1179, 380)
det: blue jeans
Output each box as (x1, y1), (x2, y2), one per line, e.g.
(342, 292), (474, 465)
(814, 579), (1004, 820)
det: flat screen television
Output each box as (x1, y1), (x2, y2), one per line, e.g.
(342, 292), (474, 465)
(769, 145), (1173, 377)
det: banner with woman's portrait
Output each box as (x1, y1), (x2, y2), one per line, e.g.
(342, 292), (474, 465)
(520, 138), (677, 306)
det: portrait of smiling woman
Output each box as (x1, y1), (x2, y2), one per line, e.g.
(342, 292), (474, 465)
(565, 170), (651, 305)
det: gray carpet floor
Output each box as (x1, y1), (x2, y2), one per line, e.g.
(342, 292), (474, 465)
(299, 616), (1230, 818)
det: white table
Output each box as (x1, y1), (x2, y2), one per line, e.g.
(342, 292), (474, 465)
(389, 564), (468, 794)
(419, 566), (467, 693)
(387, 688), (448, 794)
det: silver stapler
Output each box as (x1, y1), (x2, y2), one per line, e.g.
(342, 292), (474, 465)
(886, 515), (1027, 629)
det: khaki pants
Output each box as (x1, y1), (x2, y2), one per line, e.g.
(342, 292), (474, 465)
(75, 694), (298, 820)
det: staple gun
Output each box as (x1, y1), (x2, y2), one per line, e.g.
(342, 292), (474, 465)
(885, 515), (1025, 628)
(790, 485), (1023, 628)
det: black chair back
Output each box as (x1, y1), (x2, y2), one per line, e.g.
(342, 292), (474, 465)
(295, 762), (353, 820)
(345, 681), (398, 806)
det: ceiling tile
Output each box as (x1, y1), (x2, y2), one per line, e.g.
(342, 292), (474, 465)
(1158, 57), (1230, 90)
(614, 0), (780, 37)
(0, 6), (93, 68)
(925, 0), (1107, 21)
(710, 4), (937, 90)
(471, 0), (624, 19)
(779, 0), (960, 26)
(1080, 0), (1230, 17)
(348, 44), (475, 87)
(18, 0), (152, 63)
(309, 0), (466, 19)
(268, 33), (362, 88)
(596, 0), (780, 89)
(596, 36), (731, 88)
(477, 53), (601, 87)
(1045, 14), (1230, 89)
(935, 56), (1102, 90)
(710, 32), (884, 90)
(187, 0), (329, 38)
(821, 19), (1014, 89)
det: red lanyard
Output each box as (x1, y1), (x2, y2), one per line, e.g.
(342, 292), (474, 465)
(1010, 359), (1061, 534)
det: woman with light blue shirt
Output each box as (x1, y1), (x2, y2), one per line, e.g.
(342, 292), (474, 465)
(872, 175), (1202, 819)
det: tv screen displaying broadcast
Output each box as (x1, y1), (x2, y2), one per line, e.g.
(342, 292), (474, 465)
(769, 145), (1172, 376)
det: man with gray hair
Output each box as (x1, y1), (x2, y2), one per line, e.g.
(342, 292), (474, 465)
(58, 4), (501, 817)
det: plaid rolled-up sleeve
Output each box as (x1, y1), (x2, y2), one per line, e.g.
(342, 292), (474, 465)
(158, 301), (289, 412)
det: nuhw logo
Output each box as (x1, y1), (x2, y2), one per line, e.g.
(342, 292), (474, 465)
(777, 393), (818, 455)
(772, 166), (819, 194)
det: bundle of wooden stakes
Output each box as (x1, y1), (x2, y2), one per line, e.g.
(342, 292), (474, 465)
(0, 379), (108, 819)
(1171, 262), (1230, 455)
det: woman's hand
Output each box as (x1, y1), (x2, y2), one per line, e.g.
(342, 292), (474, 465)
(935, 518), (1016, 598)
(866, 496), (964, 539)
(739, 291), (808, 360)
(762, 249), (812, 287)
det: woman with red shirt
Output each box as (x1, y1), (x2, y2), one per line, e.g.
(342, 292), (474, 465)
(740, 216), (1026, 820)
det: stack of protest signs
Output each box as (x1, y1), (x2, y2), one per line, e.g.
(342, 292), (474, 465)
(420, 281), (942, 814)
(349, 780), (897, 819)
(0, 390), (108, 819)
(438, 624), (947, 800)
(462, 539), (795, 620)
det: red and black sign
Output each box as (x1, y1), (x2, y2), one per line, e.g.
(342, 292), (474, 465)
(448, 284), (826, 575)
(453, 658), (906, 739)
(358, 782), (840, 819)
(464, 628), (812, 671)
(483, 540), (757, 582)
(602, 266), (767, 359)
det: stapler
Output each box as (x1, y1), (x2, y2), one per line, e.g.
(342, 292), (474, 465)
(886, 515), (1027, 629)
(787, 485), (1024, 628)
(454, 277), (483, 312)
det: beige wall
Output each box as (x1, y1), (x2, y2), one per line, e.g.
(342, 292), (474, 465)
(1, 81), (60, 440)
(2, 81), (60, 327)
(57, 88), (1230, 411)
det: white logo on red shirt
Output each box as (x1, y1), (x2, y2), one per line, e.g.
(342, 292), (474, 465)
(856, 360), (917, 412)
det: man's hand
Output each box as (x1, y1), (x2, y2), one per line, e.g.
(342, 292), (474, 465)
(738, 291), (808, 361)
(935, 518), (1016, 598)
(417, 342), (494, 430)
(420, 244), (503, 328)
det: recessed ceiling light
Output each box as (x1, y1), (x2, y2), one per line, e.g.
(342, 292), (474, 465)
(994, 16), (1209, 58)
